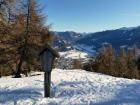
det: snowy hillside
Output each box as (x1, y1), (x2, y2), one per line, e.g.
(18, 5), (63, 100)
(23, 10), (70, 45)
(0, 69), (140, 105)
(59, 50), (89, 59)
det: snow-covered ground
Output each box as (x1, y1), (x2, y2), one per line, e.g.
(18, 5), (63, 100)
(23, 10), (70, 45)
(74, 44), (96, 56)
(59, 50), (89, 59)
(0, 69), (140, 105)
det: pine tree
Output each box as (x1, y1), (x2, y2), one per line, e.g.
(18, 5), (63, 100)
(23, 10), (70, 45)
(0, 0), (15, 23)
(14, 0), (51, 77)
(127, 46), (139, 79)
(95, 44), (115, 75)
(0, 0), (51, 77)
(117, 47), (128, 78)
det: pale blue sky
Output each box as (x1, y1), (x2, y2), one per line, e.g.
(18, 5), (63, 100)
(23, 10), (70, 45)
(40, 0), (140, 32)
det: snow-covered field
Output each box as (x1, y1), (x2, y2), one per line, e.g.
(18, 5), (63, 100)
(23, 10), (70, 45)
(0, 69), (140, 105)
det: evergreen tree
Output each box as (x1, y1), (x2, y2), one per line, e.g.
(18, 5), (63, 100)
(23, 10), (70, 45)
(0, 0), (51, 77)
(117, 47), (128, 78)
(127, 46), (139, 79)
(14, 0), (51, 77)
(95, 44), (115, 75)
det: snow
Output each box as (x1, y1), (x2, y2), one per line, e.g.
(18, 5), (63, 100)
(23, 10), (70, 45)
(74, 44), (96, 56)
(127, 38), (132, 41)
(59, 50), (88, 59)
(129, 33), (134, 37)
(118, 25), (140, 31)
(120, 45), (128, 48)
(0, 69), (140, 105)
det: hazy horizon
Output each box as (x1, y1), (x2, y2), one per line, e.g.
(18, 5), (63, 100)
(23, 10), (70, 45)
(54, 25), (140, 33)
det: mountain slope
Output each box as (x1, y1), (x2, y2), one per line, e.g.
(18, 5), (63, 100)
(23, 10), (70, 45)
(0, 69), (140, 105)
(52, 35), (73, 51)
(56, 31), (85, 43)
(76, 26), (140, 52)
(54, 26), (140, 54)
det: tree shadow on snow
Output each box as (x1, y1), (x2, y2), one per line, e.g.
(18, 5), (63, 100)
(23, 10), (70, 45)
(51, 80), (140, 105)
(51, 81), (91, 98)
(91, 82), (140, 105)
(0, 87), (42, 105)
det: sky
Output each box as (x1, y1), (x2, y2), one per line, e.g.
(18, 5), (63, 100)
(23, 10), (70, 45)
(40, 0), (140, 32)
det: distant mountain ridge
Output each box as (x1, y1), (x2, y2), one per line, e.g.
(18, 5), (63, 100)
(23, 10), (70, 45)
(52, 31), (85, 51)
(55, 31), (85, 42)
(54, 26), (140, 54)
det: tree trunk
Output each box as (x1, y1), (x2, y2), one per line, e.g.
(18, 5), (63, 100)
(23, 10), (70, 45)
(0, 68), (1, 78)
(14, 0), (31, 78)
(14, 54), (24, 78)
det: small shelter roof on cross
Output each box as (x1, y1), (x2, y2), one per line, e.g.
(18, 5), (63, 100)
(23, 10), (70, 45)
(39, 43), (60, 57)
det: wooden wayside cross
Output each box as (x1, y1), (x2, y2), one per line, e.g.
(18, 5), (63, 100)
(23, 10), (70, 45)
(39, 43), (59, 97)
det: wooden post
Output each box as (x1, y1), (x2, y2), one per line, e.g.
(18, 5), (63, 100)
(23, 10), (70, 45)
(0, 68), (1, 78)
(39, 44), (59, 98)
(44, 72), (51, 97)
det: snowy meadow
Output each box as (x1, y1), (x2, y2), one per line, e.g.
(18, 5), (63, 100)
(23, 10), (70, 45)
(0, 69), (140, 105)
